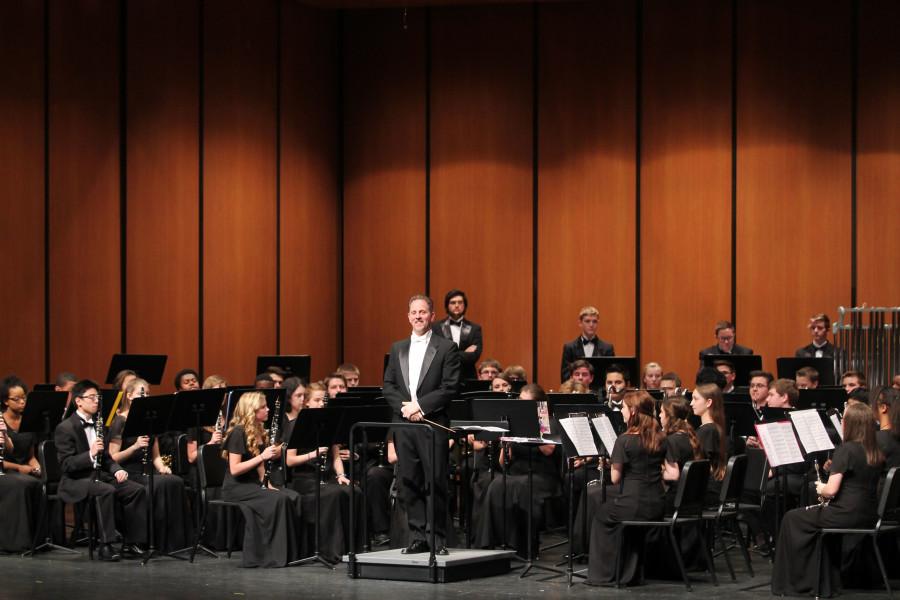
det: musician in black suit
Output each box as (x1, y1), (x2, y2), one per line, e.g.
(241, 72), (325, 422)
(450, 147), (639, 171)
(54, 379), (147, 561)
(560, 306), (615, 382)
(384, 294), (461, 555)
(794, 312), (835, 358)
(698, 320), (753, 361)
(432, 289), (483, 381)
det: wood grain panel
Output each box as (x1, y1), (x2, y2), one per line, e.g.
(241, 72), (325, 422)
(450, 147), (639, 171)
(343, 9), (427, 384)
(736, 0), (852, 373)
(126, 0), (199, 389)
(0, 0), (45, 386)
(430, 5), (534, 378)
(641, 0), (732, 384)
(203, 0), (278, 385)
(538, 1), (636, 387)
(280, 2), (339, 383)
(48, 0), (121, 382)
(857, 0), (900, 307)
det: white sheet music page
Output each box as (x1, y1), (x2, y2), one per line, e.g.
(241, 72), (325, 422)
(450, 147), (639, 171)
(755, 421), (805, 467)
(558, 416), (599, 457)
(829, 413), (843, 440)
(591, 415), (618, 456)
(789, 409), (835, 453)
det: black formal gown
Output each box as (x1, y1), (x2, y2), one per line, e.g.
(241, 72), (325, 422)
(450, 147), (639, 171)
(190, 427), (242, 550)
(223, 426), (303, 567)
(587, 434), (667, 585)
(771, 441), (881, 597)
(0, 427), (42, 552)
(876, 429), (900, 471)
(697, 423), (727, 505)
(282, 417), (361, 563)
(108, 415), (193, 553)
(473, 442), (561, 557)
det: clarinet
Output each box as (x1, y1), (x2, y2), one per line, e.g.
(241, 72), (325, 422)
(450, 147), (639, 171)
(0, 414), (7, 476)
(139, 387), (150, 476)
(261, 396), (281, 489)
(93, 393), (104, 482)
(806, 458), (830, 509)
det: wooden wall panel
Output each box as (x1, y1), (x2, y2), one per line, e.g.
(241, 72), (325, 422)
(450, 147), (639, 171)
(48, 0), (121, 382)
(126, 0), (199, 389)
(538, 1), (635, 387)
(641, 0), (732, 384)
(203, 0), (278, 384)
(736, 0), (852, 372)
(280, 2), (339, 382)
(430, 5), (534, 377)
(0, 0), (45, 386)
(857, 0), (900, 307)
(343, 9), (426, 384)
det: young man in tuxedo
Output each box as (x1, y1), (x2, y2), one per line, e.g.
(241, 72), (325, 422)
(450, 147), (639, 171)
(54, 379), (147, 561)
(698, 320), (753, 361)
(432, 289), (483, 381)
(794, 313), (834, 359)
(560, 306), (615, 383)
(384, 295), (461, 555)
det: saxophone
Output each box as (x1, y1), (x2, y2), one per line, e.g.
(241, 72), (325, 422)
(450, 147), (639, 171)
(261, 395), (281, 489)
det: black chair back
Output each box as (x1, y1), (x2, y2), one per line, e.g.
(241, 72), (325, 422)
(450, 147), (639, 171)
(37, 440), (61, 488)
(742, 447), (768, 503)
(672, 459), (710, 519)
(877, 466), (900, 526)
(174, 433), (191, 477)
(198, 443), (226, 490)
(719, 454), (748, 505)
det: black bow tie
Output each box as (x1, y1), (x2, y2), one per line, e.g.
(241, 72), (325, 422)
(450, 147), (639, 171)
(582, 338), (595, 345)
(449, 320), (463, 327)
(81, 419), (95, 429)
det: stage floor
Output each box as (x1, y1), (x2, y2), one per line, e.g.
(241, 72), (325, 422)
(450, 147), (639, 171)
(0, 534), (891, 600)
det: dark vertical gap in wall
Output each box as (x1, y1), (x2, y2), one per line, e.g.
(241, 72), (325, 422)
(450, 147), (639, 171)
(730, 0), (738, 325)
(531, 3), (539, 382)
(424, 7), (432, 298)
(43, 0), (51, 382)
(275, 0), (282, 354)
(119, 0), (128, 353)
(337, 10), (345, 362)
(197, 0), (205, 375)
(634, 0), (643, 364)
(850, 0), (858, 307)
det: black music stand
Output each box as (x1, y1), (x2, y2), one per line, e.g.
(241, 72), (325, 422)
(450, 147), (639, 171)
(256, 355), (311, 382)
(123, 393), (182, 565)
(105, 354), (168, 386)
(701, 354), (763, 387)
(796, 387), (847, 412)
(724, 401), (761, 438)
(776, 357), (835, 386)
(461, 379), (492, 393)
(580, 357), (639, 392)
(32, 383), (56, 392)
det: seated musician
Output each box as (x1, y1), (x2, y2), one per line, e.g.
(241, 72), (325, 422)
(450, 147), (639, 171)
(713, 359), (737, 393)
(0, 376), (43, 553)
(54, 379), (147, 561)
(324, 372), (347, 399)
(795, 312), (835, 358)
(502, 365), (528, 383)
(112, 369), (137, 391)
(108, 378), (193, 553)
(641, 361), (663, 390)
(659, 371), (682, 397)
(876, 388), (900, 470)
(173, 368), (200, 392)
(840, 370), (866, 394)
(336, 363), (361, 388)
(477, 359), (502, 381)
(603, 364), (629, 410)
(689, 383), (729, 505)
(491, 374), (512, 393)
(698, 319), (754, 360)
(795, 366), (819, 390)
(567, 359), (595, 390)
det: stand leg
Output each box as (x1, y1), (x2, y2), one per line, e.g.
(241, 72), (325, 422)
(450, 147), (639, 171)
(519, 446), (565, 581)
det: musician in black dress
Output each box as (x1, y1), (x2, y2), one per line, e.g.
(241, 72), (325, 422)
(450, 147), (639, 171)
(690, 383), (729, 505)
(659, 395), (702, 509)
(473, 384), (561, 557)
(876, 387), (900, 470)
(0, 377), (42, 552)
(284, 382), (360, 562)
(107, 378), (193, 553)
(586, 391), (667, 585)
(222, 391), (303, 567)
(772, 402), (883, 597)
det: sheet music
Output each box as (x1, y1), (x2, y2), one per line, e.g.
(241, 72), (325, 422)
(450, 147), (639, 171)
(755, 421), (805, 467)
(499, 436), (559, 445)
(453, 425), (508, 432)
(829, 413), (843, 440)
(591, 415), (618, 456)
(558, 417), (599, 457)
(789, 409), (835, 453)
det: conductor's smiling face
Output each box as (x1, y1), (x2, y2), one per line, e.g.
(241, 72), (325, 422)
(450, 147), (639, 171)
(408, 299), (434, 337)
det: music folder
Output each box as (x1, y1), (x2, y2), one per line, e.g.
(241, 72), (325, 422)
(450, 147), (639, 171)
(701, 354), (763, 387)
(776, 357), (835, 386)
(105, 353), (168, 386)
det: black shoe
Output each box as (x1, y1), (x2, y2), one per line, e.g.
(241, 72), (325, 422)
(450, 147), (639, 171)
(436, 546), (449, 556)
(98, 544), (121, 562)
(372, 533), (390, 547)
(401, 540), (430, 554)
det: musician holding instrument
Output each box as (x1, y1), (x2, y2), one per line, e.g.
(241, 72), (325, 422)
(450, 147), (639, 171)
(875, 387), (900, 470)
(107, 378), (193, 553)
(54, 379), (147, 561)
(0, 376), (42, 552)
(772, 403), (883, 597)
(221, 390), (303, 567)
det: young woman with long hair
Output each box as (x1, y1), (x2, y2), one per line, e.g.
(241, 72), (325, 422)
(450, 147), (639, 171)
(690, 383), (729, 503)
(222, 391), (303, 567)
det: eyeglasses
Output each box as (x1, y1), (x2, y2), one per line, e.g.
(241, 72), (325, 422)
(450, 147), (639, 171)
(78, 394), (101, 401)
(749, 383), (768, 389)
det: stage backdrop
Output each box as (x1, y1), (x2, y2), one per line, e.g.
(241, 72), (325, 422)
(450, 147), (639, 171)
(1, 0), (898, 388)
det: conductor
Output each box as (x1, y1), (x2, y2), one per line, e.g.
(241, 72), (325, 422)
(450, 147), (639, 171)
(384, 294), (461, 555)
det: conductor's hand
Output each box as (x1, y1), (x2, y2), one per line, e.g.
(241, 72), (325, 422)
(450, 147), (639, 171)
(114, 470), (129, 483)
(90, 438), (104, 459)
(465, 345), (477, 353)
(401, 401), (423, 421)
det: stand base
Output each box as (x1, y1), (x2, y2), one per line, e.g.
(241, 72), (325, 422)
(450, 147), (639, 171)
(288, 552), (336, 569)
(344, 548), (515, 583)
